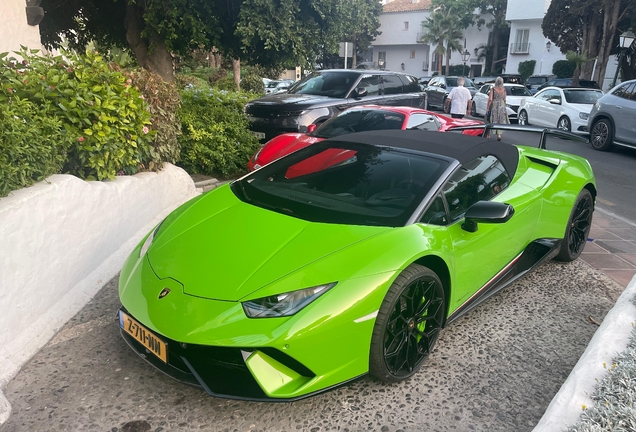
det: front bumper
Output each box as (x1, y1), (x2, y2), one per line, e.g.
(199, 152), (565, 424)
(117, 240), (391, 400)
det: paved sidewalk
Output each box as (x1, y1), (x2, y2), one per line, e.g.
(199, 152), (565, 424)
(581, 206), (636, 288)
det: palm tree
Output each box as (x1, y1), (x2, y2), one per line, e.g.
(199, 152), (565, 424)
(566, 50), (596, 87)
(420, 13), (447, 75)
(439, 8), (465, 74)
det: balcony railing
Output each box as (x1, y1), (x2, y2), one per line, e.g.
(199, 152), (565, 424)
(510, 42), (530, 54)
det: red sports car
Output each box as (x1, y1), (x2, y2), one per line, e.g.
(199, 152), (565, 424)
(248, 105), (484, 170)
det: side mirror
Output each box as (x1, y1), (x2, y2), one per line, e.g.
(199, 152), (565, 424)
(548, 98), (561, 105)
(307, 124), (317, 134)
(461, 201), (515, 233)
(439, 84), (446, 89)
(355, 87), (368, 98)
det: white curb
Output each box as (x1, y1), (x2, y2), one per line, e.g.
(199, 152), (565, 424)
(533, 273), (636, 431)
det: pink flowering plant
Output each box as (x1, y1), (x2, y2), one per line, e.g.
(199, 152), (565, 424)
(1, 47), (154, 181)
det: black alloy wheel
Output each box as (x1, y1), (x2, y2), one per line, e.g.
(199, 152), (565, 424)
(590, 119), (615, 151)
(369, 264), (446, 382)
(557, 116), (572, 131)
(555, 188), (594, 262)
(518, 110), (529, 125)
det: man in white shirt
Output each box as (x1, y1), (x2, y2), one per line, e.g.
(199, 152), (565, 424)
(444, 77), (472, 119)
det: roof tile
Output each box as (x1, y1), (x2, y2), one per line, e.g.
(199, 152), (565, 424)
(383, 0), (431, 13)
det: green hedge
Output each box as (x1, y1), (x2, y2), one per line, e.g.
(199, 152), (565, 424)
(0, 98), (73, 197)
(553, 60), (576, 78)
(518, 60), (536, 82)
(178, 89), (261, 177)
(1, 48), (154, 181)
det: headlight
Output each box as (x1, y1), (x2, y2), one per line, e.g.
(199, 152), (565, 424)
(579, 112), (589, 120)
(242, 283), (336, 318)
(139, 221), (164, 258)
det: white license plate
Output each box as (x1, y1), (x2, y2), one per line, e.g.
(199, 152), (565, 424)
(252, 131), (266, 140)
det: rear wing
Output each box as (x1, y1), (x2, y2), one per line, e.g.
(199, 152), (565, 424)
(448, 124), (589, 149)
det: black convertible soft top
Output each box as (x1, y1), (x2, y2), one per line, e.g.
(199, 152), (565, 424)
(329, 130), (520, 179)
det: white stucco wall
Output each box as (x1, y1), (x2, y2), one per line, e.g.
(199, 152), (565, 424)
(506, 0), (549, 21)
(0, 0), (43, 53)
(373, 10), (491, 78)
(506, 19), (562, 76)
(0, 164), (197, 423)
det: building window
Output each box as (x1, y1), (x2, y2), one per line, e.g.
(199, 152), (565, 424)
(410, 51), (416, 59)
(512, 29), (530, 54)
(378, 51), (387, 69)
(404, 22), (409, 31)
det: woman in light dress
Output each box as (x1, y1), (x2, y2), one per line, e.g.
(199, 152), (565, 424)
(486, 76), (510, 141)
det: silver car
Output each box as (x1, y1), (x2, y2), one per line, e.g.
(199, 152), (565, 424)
(588, 79), (636, 151)
(471, 83), (533, 122)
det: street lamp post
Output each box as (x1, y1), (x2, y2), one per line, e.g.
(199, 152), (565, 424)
(611, 30), (636, 89)
(462, 50), (470, 77)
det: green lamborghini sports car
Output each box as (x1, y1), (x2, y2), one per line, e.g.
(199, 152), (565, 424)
(118, 126), (595, 401)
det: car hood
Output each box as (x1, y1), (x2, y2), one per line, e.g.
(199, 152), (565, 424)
(258, 133), (322, 166)
(147, 185), (389, 301)
(247, 93), (346, 110)
(567, 103), (595, 113)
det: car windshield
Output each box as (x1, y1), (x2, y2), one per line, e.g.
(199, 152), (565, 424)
(447, 77), (475, 88)
(287, 71), (360, 98)
(506, 86), (532, 96)
(266, 81), (280, 89)
(232, 141), (449, 227)
(563, 89), (604, 104)
(312, 109), (406, 139)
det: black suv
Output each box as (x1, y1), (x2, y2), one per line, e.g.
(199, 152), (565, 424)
(245, 69), (424, 141)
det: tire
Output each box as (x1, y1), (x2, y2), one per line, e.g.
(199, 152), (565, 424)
(557, 116), (571, 131)
(369, 264), (446, 382)
(518, 110), (529, 126)
(442, 97), (449, 113)
(590, 118), (615, 151)
(470, 102), (477, 117)
(555, 188), (594, 262)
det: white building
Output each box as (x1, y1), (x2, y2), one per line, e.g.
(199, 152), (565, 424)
(0, 0), (43, 54)
(505, 0), (618, 90)
(371, 0), (492, 79)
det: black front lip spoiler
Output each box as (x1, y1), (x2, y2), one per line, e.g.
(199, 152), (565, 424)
(118, 314), (363, 401)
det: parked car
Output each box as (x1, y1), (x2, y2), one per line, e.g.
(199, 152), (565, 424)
(245, 69), (425, 142)
(537, 78), (600, 91)
(424, 76), (478, 111)
(248, 105), (484, 170)
(473, 76), (497, 86)
(265, 80), (282, 94)
(518, 86), (604, 133)
(526, 74), (556, 94)
(270, 79), (295, 94)
(588, 79), (636, 151)
(471, 83), (533, 122)
(118, 126), (595, 400)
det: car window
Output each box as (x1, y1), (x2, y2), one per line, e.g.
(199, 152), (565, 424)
(462, 78), (476, 88)
(446, 78), (458, 87)
(613, 82), (635, 100)
(382, 75), (404, 94)
(537, 89), (560, 101)
(235, 142), (450, 227)
(527, 77), (547, 85)
(480, 85), (492, 95)
(506, 86), (532, 96)
(400, 75), (422, 93)
(357, 75), (380, 96)
(405, 113), (441, 131)
(420, 194), (447, 225)
(427, 78), (437, 86)
(288, 71), (360, 98)
(313, 109), (405, 139)
(563, 89), (603, 104)
(443, 155), (511, 223)
(626, 83), (636, 101)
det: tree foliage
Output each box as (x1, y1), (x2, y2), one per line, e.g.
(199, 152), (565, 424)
(39, 0), (383, 80)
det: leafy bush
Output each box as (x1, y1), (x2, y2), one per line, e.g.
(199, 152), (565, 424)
(241, 74), (265, 94)
(175, 73), (210, 90)
(553, 60), (576, 78)
(518, 60), (536, 82)
(0, 48), (154, 180)
(213, 75), (238, 91)
(0, 98), (73, 197)
(178, 89), (260, 177)
(127, 68), (181, 167)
